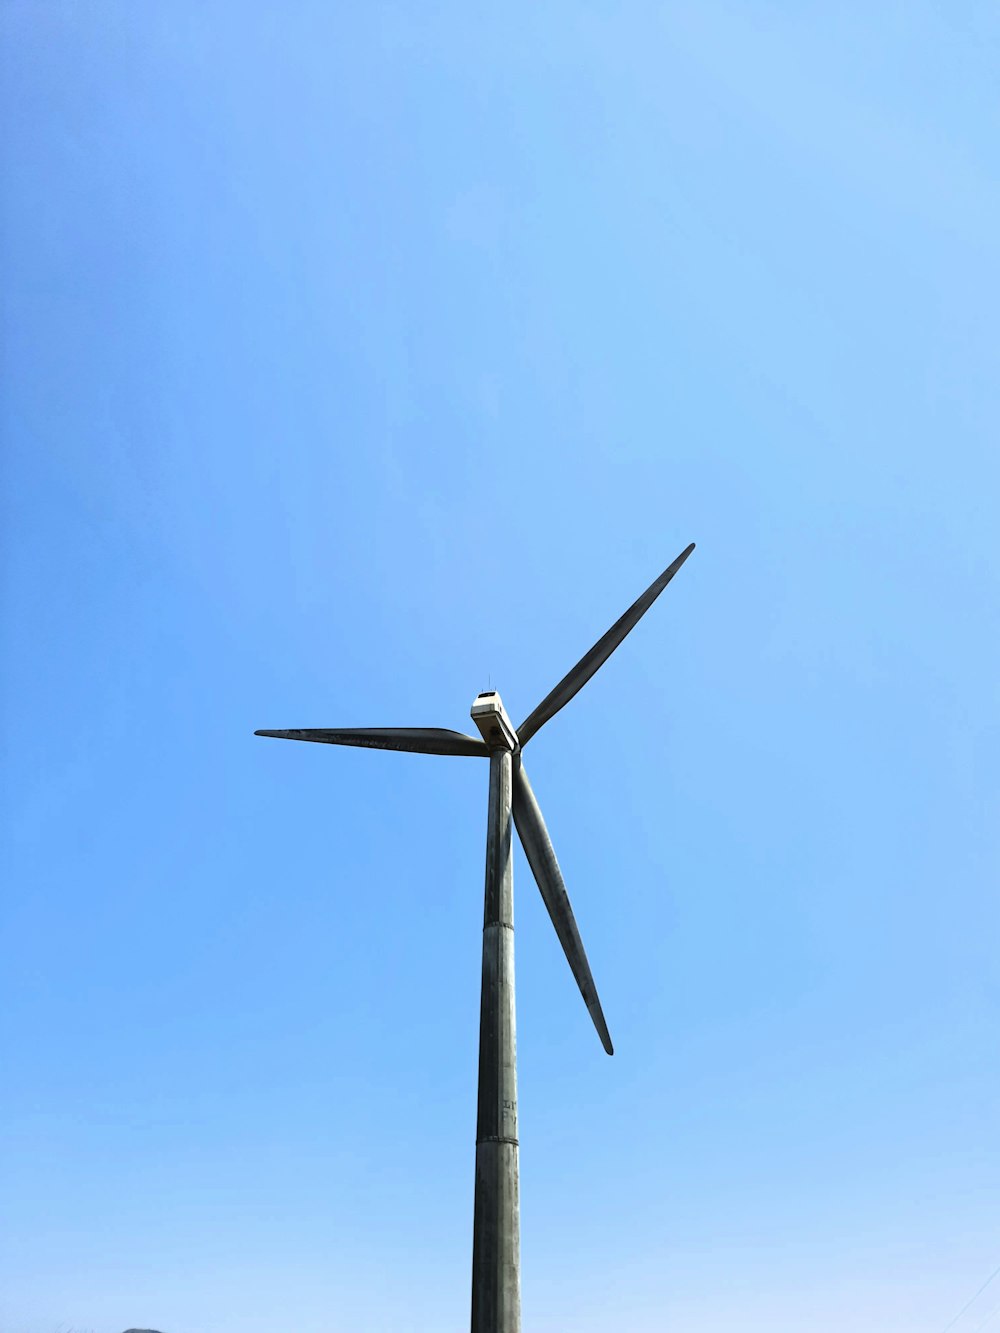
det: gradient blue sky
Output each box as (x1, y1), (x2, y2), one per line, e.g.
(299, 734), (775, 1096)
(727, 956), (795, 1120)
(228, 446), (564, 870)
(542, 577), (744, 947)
(2, 5), (998, 1331)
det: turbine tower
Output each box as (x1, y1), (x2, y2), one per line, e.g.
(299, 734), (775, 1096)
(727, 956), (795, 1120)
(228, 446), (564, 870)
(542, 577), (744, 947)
(256, 542), (695, 1332)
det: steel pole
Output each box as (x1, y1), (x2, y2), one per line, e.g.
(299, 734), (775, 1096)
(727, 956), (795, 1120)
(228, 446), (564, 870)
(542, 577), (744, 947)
(470, 746), (521, 1333)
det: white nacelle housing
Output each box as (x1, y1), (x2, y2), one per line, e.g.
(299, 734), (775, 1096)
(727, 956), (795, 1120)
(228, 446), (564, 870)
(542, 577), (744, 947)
(470, 691), (518, 751)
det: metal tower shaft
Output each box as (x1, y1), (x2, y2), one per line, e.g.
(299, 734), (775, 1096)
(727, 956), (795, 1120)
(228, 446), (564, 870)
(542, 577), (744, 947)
(470, 745), (521, 1333)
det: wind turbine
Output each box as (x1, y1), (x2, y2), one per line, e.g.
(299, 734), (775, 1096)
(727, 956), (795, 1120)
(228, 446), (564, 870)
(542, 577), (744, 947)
(256, 542), (695, 1333)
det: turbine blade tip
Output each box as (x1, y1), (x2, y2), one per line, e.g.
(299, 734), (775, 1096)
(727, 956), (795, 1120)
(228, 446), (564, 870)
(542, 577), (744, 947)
(587, 1000), (614, 1055)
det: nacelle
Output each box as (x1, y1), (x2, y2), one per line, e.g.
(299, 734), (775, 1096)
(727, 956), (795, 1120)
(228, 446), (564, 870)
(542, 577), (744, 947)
(470, 691), (518, 752)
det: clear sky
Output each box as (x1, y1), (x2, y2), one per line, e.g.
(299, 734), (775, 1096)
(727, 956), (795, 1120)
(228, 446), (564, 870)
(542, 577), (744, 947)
(2, 5), (998, 1332)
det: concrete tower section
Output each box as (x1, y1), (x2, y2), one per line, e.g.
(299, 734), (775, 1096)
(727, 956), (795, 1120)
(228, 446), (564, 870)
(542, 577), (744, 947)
(469, 692), (521, 1333)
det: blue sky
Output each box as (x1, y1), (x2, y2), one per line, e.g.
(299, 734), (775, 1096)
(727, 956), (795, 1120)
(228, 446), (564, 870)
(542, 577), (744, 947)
(1, 4), (998, 1331)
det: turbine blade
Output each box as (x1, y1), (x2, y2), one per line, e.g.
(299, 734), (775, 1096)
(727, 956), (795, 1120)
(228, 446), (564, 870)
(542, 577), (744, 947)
(511, 759), (613, 1054)
(254, 727), (489, 757)
(517, 542), (695, 746)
